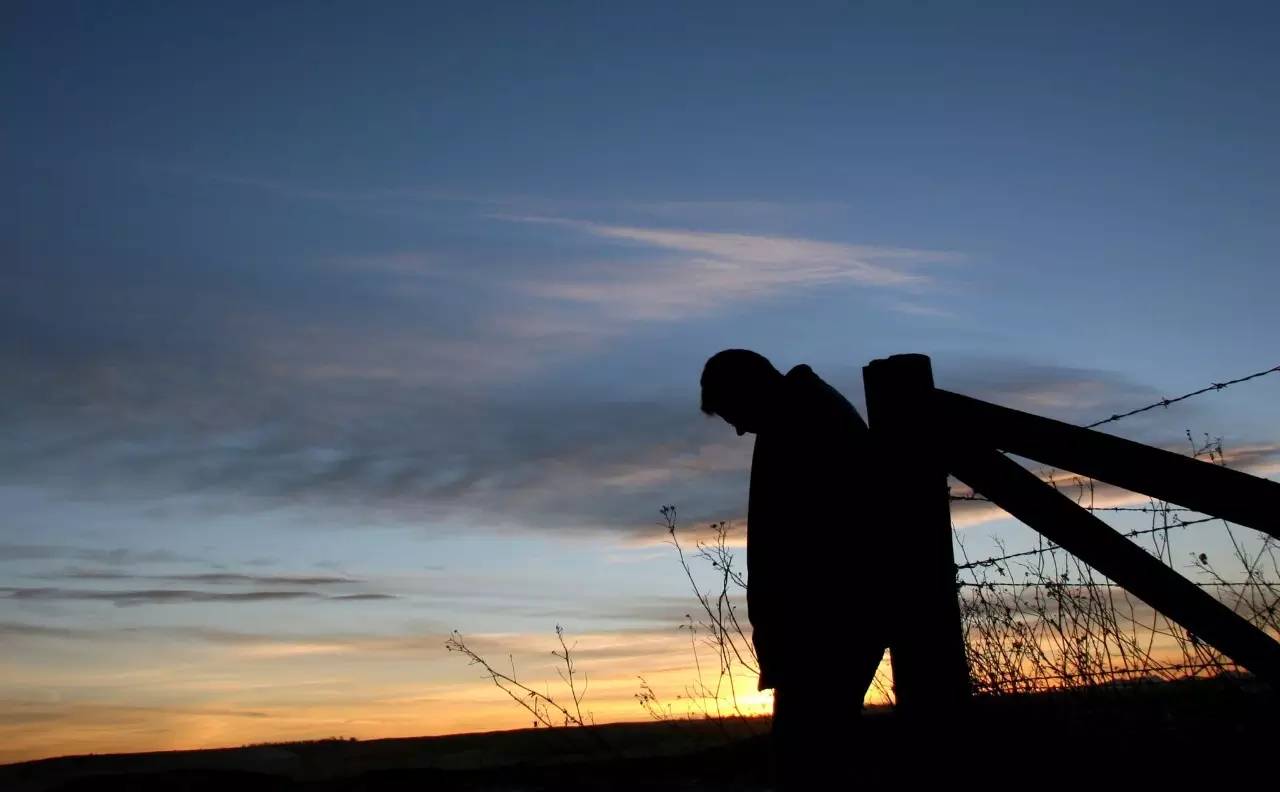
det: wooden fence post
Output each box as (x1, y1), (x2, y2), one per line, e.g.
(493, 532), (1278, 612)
(863, 354), (971, 715)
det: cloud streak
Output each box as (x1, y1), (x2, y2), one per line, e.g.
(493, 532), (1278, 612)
(0, 587), (397, 607)
(0, 545), (202, 566)
(509, 216), (957, 321)
(7, 347), (1270, 544)
(51, 570), (359, 586)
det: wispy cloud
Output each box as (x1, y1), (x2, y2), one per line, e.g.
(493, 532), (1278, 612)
(7, 350), (1268, 543)
(160, 166), (855, 227)
(0, 545), (201, 566)
(886, 299), (956, 319)
(50, 570), (359, 586)
(0, 587), (397, 607)
(936, 359), (1178, 427)
(507, 216), (958, 321)
(0, 621), (87, 640)
(619, 199), (853, 224)
(331, 593), (399, 601)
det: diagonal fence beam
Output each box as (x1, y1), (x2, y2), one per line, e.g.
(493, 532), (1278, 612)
(948, 446), (1280, 685)
(937, 389), (1280, 540)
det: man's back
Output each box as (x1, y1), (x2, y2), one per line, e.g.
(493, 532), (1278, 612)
(745, 364), (881, 690)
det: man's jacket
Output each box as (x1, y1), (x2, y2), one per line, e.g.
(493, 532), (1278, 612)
(746, 364), (883, 690)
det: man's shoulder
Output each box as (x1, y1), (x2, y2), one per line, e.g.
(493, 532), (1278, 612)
(783, 364), (844, 404)
(782, 364), (825, 397)
(782, 363), (866, 428)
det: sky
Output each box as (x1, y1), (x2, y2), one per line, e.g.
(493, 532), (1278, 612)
(3, 1), (1280, 764)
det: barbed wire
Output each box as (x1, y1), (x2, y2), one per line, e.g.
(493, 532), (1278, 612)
(931, 364), (1279, 694)
(950, 494), (1200, 515)
(1084, 363), (1280, 429)
(953, 360), (1279, 572)
(955, 517), (1221, 571)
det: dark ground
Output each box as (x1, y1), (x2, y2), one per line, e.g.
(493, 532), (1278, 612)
(3, 677), (1274, 791)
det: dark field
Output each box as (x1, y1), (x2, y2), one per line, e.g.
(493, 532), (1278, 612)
(3, 676), (1273, 791)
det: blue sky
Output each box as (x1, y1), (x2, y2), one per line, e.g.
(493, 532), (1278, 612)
(3, 1), (1279, 762)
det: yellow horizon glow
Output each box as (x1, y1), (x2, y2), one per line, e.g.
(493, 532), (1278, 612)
(4, 607), (1257, 765)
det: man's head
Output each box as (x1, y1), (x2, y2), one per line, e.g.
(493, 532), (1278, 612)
(700, 349), (784, 436)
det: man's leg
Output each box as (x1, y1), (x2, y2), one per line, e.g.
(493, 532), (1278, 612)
(771, 642), (885, 789)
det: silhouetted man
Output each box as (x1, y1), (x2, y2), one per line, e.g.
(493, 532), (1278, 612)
(700, 349), (889, 788)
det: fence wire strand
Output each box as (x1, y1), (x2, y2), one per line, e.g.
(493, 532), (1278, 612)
(949, 361), (1280, 694)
